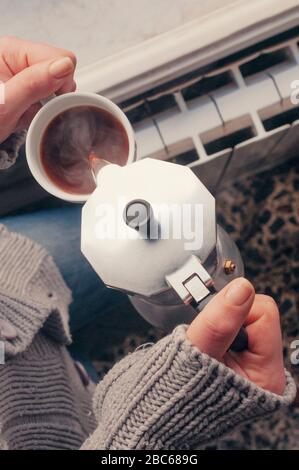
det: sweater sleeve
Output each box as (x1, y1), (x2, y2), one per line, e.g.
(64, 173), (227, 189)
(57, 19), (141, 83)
(82, 325), (296, 450)
(0, 130), (27, 169)
(0, 224), (96, 449)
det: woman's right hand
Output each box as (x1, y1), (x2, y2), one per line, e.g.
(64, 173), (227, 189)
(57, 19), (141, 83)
(187, 277), (287, 396)
(0, 36), (77, 143)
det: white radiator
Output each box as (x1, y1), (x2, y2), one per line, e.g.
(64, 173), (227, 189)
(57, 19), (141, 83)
(76, 0), (299, 193)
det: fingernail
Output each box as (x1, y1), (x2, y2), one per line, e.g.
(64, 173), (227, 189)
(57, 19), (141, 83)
(225, 278), (253, 306)
(49, 57), (74, 79)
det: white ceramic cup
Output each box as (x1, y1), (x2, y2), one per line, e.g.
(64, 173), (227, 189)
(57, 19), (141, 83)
(26, 92), (136, 203)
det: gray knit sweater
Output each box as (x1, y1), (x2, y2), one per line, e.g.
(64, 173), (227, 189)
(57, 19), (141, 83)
(0, 134), (297, 450)
(0, 224), (96, 449)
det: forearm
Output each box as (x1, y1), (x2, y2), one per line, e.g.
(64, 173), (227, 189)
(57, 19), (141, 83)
(82, 325), (296, 450)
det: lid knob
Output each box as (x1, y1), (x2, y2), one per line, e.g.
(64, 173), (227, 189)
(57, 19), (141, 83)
(124, 199), (154, 237)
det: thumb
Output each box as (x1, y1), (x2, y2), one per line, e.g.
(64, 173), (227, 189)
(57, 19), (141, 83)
(186, 277), (255, 361)
(3, 56), (74, 125)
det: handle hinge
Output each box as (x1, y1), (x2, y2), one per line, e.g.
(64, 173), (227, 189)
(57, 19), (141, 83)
(166, 255), (215, 307)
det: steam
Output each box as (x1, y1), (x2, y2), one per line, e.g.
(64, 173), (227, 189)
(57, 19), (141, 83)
(41, 106), (129, 194)
(51, 108), (98, 187)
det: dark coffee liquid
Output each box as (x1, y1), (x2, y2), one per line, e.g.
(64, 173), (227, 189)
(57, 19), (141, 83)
(41, 105), (129, 195)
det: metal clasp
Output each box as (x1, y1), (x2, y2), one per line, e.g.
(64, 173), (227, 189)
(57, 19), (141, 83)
(165, 255), (215, 306)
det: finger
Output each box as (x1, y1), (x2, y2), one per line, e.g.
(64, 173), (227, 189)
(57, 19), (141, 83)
(0, 36), (76, 73)
(56, 77), (77, 95)
(186, 277), (255, 360)
(3, 56), (74, 126)
(245, 295), (283, 358)
(225, 295), (286, 395)
(0, 36), (76, 95)
(16, 103), (42, 130)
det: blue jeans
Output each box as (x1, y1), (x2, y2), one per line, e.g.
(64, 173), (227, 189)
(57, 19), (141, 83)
(1, 205), (126, 379)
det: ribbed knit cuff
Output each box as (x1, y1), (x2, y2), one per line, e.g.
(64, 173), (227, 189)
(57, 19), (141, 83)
(0, 225), (72, 357)
(0, 334), (96, 450)
(82, 325), (297, 450)
(0, 130), (27, 169)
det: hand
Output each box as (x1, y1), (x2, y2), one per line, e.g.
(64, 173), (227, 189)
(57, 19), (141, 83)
(187, 277), (286, 395)
(0, 36), (77, 143)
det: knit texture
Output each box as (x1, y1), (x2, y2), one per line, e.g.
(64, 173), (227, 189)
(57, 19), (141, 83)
(0, 224), (72, 356)
(82, 326), (296, 450)
(0, 224), (96, 449)
(0, 131), (27, 169)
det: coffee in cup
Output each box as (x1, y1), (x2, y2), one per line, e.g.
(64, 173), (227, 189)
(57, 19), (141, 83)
(26, 93), (135, 202)
(40, 105), (129, 195)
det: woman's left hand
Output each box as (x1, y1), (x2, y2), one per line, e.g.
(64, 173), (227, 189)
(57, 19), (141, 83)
(0, 36), (77, 143)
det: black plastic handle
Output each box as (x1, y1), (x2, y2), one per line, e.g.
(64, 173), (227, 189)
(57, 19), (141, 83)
(229, 326), (248, 352)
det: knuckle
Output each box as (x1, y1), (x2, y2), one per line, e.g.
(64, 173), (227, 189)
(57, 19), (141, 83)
(259, 295), (280, 320)
(256, 294), (277, 307)
(263, 295), (278, 309)
(0, 35), (17, 50)
(24, 75), (41, 96)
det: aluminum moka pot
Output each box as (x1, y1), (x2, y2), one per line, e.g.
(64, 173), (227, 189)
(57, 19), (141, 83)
(24, 92), (246, 350)
(81, 158), (247, 351)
